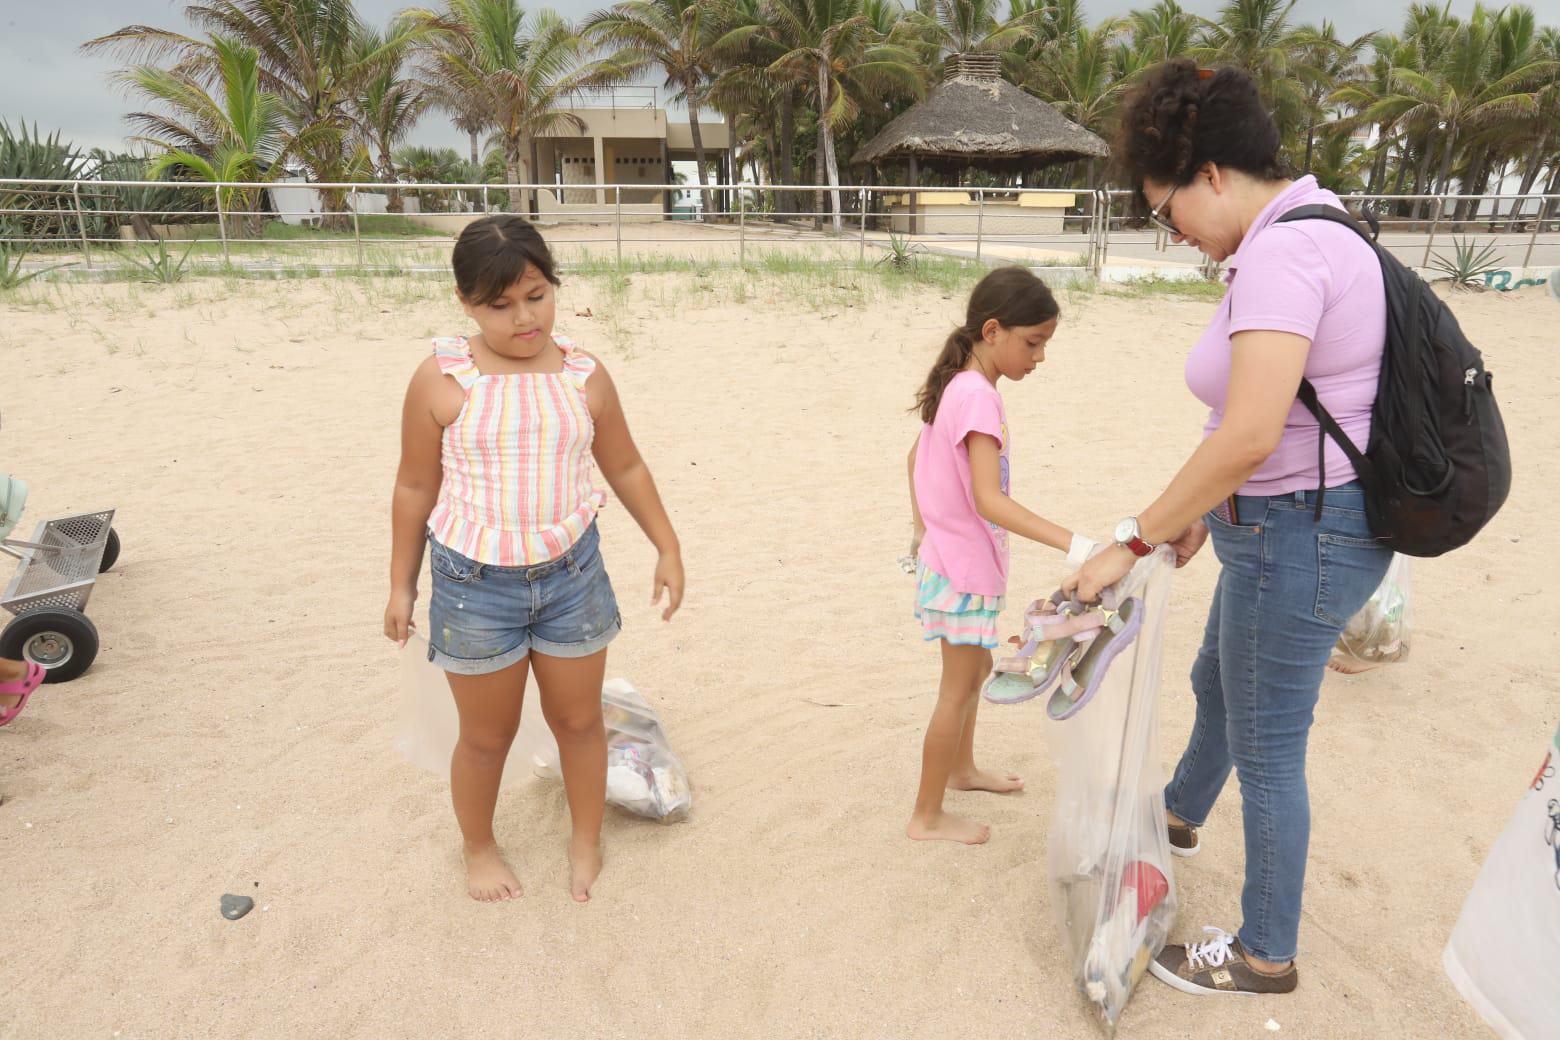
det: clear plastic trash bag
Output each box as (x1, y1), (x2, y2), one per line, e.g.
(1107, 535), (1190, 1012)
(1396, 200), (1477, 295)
(397, 635), (692, 821)
(1443, 723), (1560, 1040)
(1335, 553), (1412, 666)
(1046, 546), (1179, 1035)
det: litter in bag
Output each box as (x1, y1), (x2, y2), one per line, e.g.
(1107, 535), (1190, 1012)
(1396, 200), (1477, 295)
(1045, 546), (1178, 1035)
(1335, 553), (1412, 666)
(398, 635), (692, 821)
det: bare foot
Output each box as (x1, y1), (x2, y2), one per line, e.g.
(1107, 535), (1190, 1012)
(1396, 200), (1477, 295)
(949, 768), (1024, 794)
(463, 843), (522, 902)
(907, 811), (991, 844)
(568, 839), (602, 903)
(1328, 655), (1380, 675)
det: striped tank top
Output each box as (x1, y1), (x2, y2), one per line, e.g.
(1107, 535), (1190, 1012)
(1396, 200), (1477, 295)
(427, 332), (607, 566)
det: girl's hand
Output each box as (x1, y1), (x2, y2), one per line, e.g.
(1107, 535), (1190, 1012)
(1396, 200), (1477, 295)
(653, 550), (684, 621)
(1167, 520), (1209, 568)
(1062, 543), (1136, 604)
(384, 588), (416, 647)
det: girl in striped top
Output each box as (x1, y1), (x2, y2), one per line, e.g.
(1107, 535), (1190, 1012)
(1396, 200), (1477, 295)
(385, 216), (684, 904)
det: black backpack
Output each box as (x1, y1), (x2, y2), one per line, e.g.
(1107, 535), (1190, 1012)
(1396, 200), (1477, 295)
(1274, 204), (1512, 558)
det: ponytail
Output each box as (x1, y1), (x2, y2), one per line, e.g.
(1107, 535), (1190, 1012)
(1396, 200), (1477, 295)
(915, 326), (978, 424)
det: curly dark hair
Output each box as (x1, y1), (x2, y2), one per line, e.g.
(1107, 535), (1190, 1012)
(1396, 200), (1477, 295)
(1113, 60), (1287, 221)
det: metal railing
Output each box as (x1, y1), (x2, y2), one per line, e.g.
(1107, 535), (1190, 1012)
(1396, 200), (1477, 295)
(1, 177), (1556, 279)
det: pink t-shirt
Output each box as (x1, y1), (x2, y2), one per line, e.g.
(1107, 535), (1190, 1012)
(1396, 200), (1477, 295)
(1185, 175), (1385, 496)
(914, 371), (1009, 597)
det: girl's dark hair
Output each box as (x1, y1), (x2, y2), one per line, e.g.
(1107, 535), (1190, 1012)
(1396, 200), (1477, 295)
(1114, 60), (1286, 219)
(452, 215), (560, 305)
(914, 266), (1059, 424)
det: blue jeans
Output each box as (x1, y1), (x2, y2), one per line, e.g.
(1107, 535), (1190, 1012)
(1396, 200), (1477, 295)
(1164, 482), (1392, 962)
(426, 521), (622, 675)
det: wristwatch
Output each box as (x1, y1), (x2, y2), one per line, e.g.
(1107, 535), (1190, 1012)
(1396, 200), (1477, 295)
(1114, 517), (1156, 558)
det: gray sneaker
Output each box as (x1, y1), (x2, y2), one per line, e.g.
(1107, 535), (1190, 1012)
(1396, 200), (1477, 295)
(1149, 927), (1298, 996)
(1168, 818), (1200, 858)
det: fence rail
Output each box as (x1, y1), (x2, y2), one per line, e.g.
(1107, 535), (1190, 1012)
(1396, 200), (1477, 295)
(1, 177), (1556, 279)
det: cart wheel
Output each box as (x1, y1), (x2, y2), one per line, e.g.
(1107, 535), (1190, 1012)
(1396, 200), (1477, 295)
(0, 609), (100, 683)
(98, 528), (121, 573)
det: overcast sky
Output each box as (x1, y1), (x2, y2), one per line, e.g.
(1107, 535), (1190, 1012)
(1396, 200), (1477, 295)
(4, 0), (1556, 154)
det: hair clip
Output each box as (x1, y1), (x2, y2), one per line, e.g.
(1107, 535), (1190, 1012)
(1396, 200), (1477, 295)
(1196, 67), (1215, 80)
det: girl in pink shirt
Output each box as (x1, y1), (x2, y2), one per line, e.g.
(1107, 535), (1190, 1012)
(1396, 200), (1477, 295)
(906, 266), (1088, 846)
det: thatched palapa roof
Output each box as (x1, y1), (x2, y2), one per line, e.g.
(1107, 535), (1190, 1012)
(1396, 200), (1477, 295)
(852, 54), (1108, 170)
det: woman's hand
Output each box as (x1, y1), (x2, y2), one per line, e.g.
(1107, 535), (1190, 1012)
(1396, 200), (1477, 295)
(653, 550), (685, 621)
(1062, 543), (1136, 604)
(384, 587), (416, 647)
(1167, 520), (1209, 568)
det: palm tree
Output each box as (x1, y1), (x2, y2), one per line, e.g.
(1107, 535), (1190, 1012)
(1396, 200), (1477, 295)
(1128, 0), (1205, 65)
(407, 0), (620, 213)
(764, 0), (925, 231)
(1352, 6), (1553, 220)
(909, 0), (1046, 67)
(1505, 25), (1560, 226)
(582, 0), (728, 217)
(83, 1), (419, 226)
(113, 35), (286, 236)
(1193, 0), (1316, 158)
(1290, 21), (1374, 174)
(351, 21), (429, 212)
(1024, 18), (1130, 184)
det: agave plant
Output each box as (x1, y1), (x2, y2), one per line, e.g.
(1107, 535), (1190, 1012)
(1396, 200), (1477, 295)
(1429, 236), (1506, 290)
(0, 244), (73, 290)
(875, 231), (925, 271)
(118, 236), (199, 284)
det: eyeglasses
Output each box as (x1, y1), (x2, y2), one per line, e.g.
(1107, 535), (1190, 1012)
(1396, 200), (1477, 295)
(1148, 184), (1181, 237)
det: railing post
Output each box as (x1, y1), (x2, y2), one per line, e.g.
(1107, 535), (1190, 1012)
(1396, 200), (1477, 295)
(1096, 190), (1112, 275)
(482, 184), (489, 214)
(351, 185), (363, 268)
(1523, 194), (1542, 267)
(1421, 194), (1443, 270)
(738, 185), (746, 267)
(858, 187), (868, 265)
(214, 185), (230, 265)
(615, 185), (622, 266)
(975, 188), (984, 263)
(70, 181), (92, 269)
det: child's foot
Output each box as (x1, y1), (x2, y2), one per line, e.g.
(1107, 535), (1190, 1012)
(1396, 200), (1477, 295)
(462, 843), (522, 902)
(1327, 655), (1380, 675)
(568, 839), (603, 903)
(948, 768), (1024, 793)
(907, 811), (991, 845)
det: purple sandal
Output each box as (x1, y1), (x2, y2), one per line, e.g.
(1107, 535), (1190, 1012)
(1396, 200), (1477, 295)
(984, 592), (1102, 705)
(1046, 593), (1144, 721)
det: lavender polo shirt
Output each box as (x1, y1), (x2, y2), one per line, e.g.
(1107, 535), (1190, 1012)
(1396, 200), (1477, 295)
(1185, 175), (1386, 496)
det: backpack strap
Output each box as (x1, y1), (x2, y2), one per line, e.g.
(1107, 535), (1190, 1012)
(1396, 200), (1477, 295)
(1295, 379), (1377, 521)
(1275, 204), (1393, 521)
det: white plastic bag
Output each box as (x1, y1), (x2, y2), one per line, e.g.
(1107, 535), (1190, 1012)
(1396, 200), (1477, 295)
(397, 635), (692, 821)
(1046, 547), (1178, 1035)
(1335, 554), (1412, 665)
(1442, 723), (1560, 1040)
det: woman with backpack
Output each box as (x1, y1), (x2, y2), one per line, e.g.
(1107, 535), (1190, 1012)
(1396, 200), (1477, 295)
(1061, 60), (1394, 996)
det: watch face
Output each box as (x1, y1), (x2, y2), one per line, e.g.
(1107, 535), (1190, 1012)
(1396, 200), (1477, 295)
(1115, 518), (1137, 544)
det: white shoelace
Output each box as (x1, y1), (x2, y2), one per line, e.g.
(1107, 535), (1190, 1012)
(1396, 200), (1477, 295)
(1185, 926), (1237, 970)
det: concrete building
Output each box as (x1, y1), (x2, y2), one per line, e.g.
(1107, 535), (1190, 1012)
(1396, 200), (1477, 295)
(529, 87), (732, 218)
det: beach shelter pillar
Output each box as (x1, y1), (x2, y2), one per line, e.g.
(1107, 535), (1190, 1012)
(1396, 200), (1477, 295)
(593, 135), (607, 207)
(908, 153), (919, 237)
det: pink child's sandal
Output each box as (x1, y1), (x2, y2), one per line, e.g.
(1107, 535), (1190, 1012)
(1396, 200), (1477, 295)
(0, 661), (45, 727)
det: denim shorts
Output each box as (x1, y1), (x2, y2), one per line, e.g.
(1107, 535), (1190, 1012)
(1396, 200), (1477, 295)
(426, 521), (622, 675)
